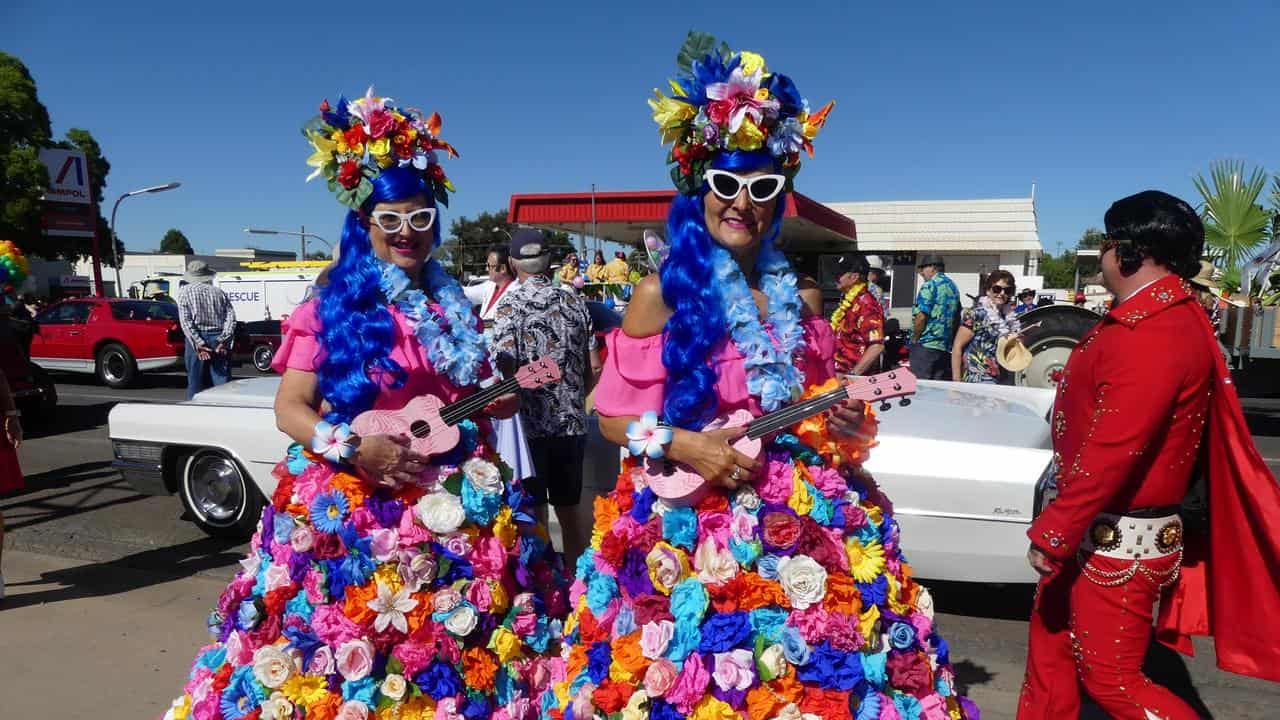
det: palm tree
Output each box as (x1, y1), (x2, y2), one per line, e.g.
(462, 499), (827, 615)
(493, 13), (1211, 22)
(1192, 160), (1270, 270)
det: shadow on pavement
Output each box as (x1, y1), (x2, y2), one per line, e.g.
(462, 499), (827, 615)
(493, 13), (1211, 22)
(6, 461), (117, 498)
(23, 402), (113, 440)
(951, 659), (993, 696)
(46, 370), (190, 391)
(921, 578), (1036, 620)
(0, 536), (242, 611)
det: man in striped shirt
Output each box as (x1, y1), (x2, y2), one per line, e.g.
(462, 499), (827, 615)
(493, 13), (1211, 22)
(177, 261), (236, 399)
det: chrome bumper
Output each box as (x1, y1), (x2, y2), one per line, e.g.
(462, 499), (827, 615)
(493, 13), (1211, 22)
(111, 440), (168, 496)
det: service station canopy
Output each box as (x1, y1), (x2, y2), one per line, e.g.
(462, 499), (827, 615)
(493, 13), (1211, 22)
(508, 190), (857, 253)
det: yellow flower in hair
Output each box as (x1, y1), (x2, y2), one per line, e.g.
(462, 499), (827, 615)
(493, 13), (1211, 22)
(728, 118), (765, 151)
(650, 86), (696, 145)
(306, 132), (338, 181)
(738, 51), (767, 76)
(368, 138), (393, 166)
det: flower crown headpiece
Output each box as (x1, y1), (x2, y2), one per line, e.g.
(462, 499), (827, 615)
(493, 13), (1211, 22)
(303, 87), (459, 210)
(649, 32), (834, 196)
(0, 240), (30, 296)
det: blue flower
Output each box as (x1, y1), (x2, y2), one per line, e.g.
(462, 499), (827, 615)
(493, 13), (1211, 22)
(462, 478), (501, 525)
(860, 652), (887, 688)
(662, 507), (698, 549)
(219, 665), (265, 720)
(780, 626), (810, 666)
(750, 607), (789, 644)
(285, 592), (314, 623)
(650, 699), (685, 720)
(614, 604), (638, 637)
(857, 575), (888, 608)
(670, 578), (708, 622)
(730, 538), (761, 567)
(698, 611), (752, 652)
(587, 642), (612, 684)
(893, 693), (923, 720)
(415, 659), (463, 700)
(934, 635), (950, 666)
(888, 622), (917, 650)
(285, 444), (311, 475)
(935, 676), (952, 697)
(797, 642), (864, 691)
(461, 696), (490, 720)
(631, 488), (657, 522)
(585, 571), (618, 617)
(666, 624), (701, 662)
(236, 599), (260, 630)
(283, 625), (323, 667)
(195, 646), (227, 672)
(855, 691), (882, 720)
(756, 555), (780, 579)
(342, 677), (376, 704)
(272, 512), (295, 545)
(309, 491), (349, 534)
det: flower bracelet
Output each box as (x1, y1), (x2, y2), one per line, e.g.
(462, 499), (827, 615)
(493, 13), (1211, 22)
(625, 411), (674, 459)
(312, 420), (358, 464)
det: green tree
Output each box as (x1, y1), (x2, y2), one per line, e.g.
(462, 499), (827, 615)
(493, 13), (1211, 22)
(1040, 250), (1077, 289)
(440, 209), (574, 278)
(160, 228), (193, 254)
(1193, 160), (1270, 270)
(1079, 227), (1105, 249)
(305, 250), (331, 261)
(0, 52), (52, 251)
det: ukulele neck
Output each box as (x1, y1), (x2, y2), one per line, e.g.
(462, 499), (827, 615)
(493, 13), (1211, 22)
(744, 386), (850, 440)
(439, 376), (521, 426)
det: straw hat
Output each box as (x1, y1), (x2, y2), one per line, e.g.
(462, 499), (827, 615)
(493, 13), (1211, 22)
(997, 334), (1033, 372)
(1188, 260), (1220, 291)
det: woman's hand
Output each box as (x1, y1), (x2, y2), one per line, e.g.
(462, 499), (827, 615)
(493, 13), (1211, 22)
(483, 393), (520, 420)
(352, 434), (432, 487)
(827, 399), (867, 440)
(669, 426), (760, 491)
(3, 415), (21, 449)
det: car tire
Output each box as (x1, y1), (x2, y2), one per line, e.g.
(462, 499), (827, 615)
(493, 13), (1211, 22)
(1014, 306), (1102, 389)
(178, 448), (265, 539)
(96, 342), (137, 388)
(252, 344), (275, 373)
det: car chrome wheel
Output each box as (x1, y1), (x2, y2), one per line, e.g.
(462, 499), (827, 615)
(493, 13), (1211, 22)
(101, 349), (129, 384)
(252, 344), (275, 373)
(184, 451), (246, 526)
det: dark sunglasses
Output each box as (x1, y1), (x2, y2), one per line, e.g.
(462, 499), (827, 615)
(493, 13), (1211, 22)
(990, 285), (1015, 296)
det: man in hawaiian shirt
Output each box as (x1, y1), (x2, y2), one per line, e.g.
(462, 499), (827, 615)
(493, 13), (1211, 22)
(492, 228), (598, 567)
(910, 254), (961, 380)
(830, 253), (885, 375)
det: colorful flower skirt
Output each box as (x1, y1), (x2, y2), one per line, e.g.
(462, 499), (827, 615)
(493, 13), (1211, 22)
(164, 435), (569, 720)
(546, 413), (978, 720)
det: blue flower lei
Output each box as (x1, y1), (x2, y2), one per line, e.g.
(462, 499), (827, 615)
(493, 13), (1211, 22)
(709, 243), (806, 411)
(377, 257), (487, 387)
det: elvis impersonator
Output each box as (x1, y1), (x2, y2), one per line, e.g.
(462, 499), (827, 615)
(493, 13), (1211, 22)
(1018, 190), (1280, 720)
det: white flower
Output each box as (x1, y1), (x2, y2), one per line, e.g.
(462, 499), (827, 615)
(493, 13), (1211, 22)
(252, 645), (295, 689)
(694, 537), (738, 585)
(443, 604), (478, 637)
(916, 587), (935, 621)
(381, 673), (408, 701)
(759, 643), (787, 679)
(462, 458), (503, 494)
(735, 486), (762, 511)
(776, 555), (828, 610)
(415, 491), (465, 534)
(368, 581), (417, 634)
(772, 703), (821, 720)
(260, 693), (295, 720)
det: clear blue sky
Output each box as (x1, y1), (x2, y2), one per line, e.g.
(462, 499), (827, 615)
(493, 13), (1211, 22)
(7, 0), (1278, 257)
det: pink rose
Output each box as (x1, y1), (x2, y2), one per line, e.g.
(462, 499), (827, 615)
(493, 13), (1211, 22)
(293, 462), (332, 507)
(471, 536), (508, 578)
(467, 580), (494, 613)
(730, 508), (759, 542)
(367, 109), (396, 139)
(304, 569), (326, 604)
(790, 606), (832, 645)
(312, 605), (362, 647)
(512, 611), (537, 636)
(391, 641), (436, 677)
(918, 695), (949, 720)
(290, 525), (315, 553)
(442, 533), (472, 557)
(224, 630), (251, 665)
(435, 697), (463, 720)
(264, 563), (292, 592)
(370, 528), (399, 561)
(697, 513), (731, 546)
(642, 658), (678, 698)
(336, 700), (370, 720)
(510, 592), (536, 614)
(759, 458), (795, 505)
(640, 620), (674, 659)
(397, 508), (432, 546)
(433, 588), (462, 614)
(336, 638), (375, 681)
(309, 645), (336, 675)
(349, 506), (378, 534)
(909, 612), (933, 645)
(665, 654), (710, 713)
(712, 648), (755, 691)
(809, 466), (848, 499)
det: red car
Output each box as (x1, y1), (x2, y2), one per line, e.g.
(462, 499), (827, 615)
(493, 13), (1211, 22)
(29, 299), (185, 388)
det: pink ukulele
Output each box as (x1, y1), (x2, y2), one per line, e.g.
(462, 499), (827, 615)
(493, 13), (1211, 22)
(643, 369), (918, 505)
(352, 358), (561, 460)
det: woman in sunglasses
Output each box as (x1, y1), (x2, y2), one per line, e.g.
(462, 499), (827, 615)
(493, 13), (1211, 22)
(951, 269), (1022, 383)
(163, 89), (568, 720)
(545, 35), (978, 720)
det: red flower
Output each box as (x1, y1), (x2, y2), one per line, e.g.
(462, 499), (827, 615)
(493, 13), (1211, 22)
(367, 109), (396, 139)
(337, 160), (362, 190)
(708, 575), (742, 613)
(797, 518), (848, 572)
(886, 651), (934, 698)
(577, 610), (609, 645)
(212, 663), (233, 692)
(270, 467), (295, 512)
(706, 100), (734, 127)
(319, 99), (331, 113)
(344, 125), (367, 149)
(597, 531), (628, 569)
(312, 531), (346, 559)
(800, 688), (852, 720)
(591, 680), (630, 715)
(632, 593), (674, 626)
(761, 511), (802, 552)
(696, 492), (729, 515)
(263, 585), (296, 617)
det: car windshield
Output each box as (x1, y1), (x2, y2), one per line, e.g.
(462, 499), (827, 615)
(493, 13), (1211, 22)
(110, 301), (178, 321)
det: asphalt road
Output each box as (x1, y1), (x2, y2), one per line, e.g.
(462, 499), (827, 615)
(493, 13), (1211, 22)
(4, 369), (1280, 719)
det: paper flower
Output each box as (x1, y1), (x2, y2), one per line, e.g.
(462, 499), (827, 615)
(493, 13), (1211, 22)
(310, 421), (355, 464)
(368, 581), (417, 633)
(625, 411), (673, 459)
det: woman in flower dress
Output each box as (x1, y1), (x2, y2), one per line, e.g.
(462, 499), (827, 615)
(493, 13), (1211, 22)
(544, 36), (977, 720)
(164, 89), (567, 720)
(950, 270), (1020, 384)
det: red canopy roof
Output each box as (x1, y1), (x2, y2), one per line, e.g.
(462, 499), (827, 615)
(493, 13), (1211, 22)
(508, 189), (856, 252)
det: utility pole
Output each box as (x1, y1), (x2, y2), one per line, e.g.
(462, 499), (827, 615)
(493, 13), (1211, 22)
(300, 225), (307, 260)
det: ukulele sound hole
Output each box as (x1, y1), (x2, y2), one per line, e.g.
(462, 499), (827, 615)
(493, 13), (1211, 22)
(410, 420), (431, 438)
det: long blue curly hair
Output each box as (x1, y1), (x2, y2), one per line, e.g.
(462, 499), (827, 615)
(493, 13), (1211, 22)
(660, 150), (791, 429)
(317, 166), (445, 423)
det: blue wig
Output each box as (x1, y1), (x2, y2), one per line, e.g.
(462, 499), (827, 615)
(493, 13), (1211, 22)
(317, 165), (444, 423)
(659, 150), (791, 429)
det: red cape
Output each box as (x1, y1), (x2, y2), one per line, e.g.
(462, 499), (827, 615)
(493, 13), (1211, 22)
(1156, 310), (1280, 682)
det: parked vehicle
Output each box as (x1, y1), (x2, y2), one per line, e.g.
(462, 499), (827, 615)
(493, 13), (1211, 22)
(29, 298), (185, 388)
(132, 264), (323, 323)
(108, 376), (1054, 582)
(232, 319), (283, 373)
(2, 315), (56, 424)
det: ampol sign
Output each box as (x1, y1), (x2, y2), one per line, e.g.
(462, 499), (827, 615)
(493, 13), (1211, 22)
(39, 148), (92, 204)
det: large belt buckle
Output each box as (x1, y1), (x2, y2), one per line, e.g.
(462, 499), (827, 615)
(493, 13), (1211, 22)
(1155, 519), (1184, 553)
(1089, 518), (1122, 552)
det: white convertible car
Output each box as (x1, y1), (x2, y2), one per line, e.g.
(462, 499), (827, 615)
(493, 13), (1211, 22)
(108, 377), (1055, 584)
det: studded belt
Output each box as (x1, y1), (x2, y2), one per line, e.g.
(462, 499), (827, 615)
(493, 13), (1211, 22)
(1078, 511), (1184, 588)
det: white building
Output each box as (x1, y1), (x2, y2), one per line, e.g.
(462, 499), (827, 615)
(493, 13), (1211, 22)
(824, 197), (1044, 313)
(73, 247), (296, 297)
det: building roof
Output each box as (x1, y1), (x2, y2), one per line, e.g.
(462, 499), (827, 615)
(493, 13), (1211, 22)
(823, 197), (1042, 254)
(508, 189), (856, 252)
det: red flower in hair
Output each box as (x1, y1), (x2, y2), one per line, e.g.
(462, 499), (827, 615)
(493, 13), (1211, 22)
(337, 160), (362, 190)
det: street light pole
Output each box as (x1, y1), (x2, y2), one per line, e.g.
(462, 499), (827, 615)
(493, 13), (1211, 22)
(109, 182), (182, 297)
(243, 227), (331, 260)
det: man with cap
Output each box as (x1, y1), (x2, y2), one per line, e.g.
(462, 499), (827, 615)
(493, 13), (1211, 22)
(830, 253), (885, 375)
(910, 254), (961, 380)
(176, 260), (235, 399)
(1019, 191), (1280, 719)
(1013, 287), (1038, 315)
(491, 228), (598, 568)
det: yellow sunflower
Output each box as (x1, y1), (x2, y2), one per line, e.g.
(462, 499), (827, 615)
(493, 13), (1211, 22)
(846, 537), (886, 583)
(280, 674), (328, 707)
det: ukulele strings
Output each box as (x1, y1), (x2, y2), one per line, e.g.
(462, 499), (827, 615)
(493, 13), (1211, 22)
(745, 386), (850, 439)
(438, 376), (523, 427)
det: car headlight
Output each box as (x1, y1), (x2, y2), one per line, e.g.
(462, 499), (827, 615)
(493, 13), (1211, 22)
(1032, 458), (1059, 518)
(113, 440), (164, 463)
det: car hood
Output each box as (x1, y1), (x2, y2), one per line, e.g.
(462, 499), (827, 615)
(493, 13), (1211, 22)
(189, 376), (282, 408)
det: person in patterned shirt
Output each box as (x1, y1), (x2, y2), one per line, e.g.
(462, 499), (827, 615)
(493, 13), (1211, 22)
(830, 253), (885, 375)
(491, 228), (599, 566)
(911, 254), (961, 379)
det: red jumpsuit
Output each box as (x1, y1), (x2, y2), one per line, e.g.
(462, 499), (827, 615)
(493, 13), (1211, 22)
(1019, 274), (1280, 719)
